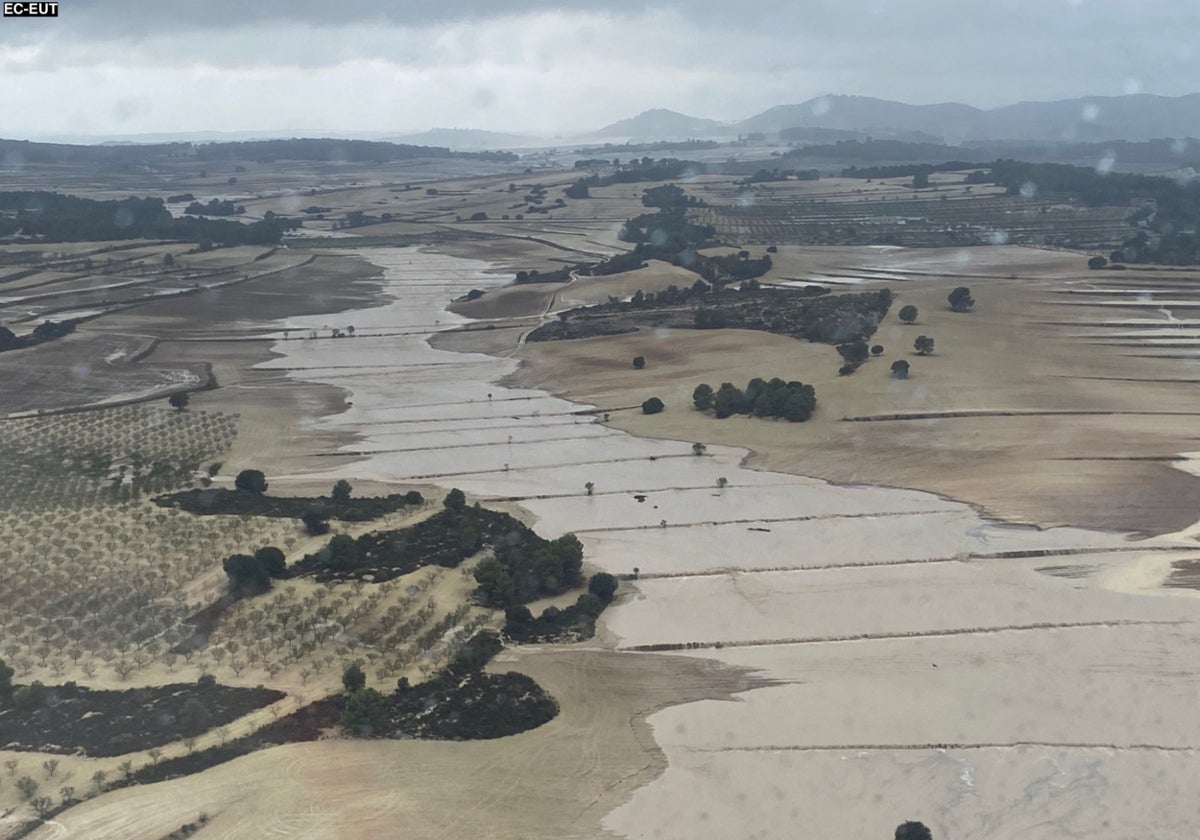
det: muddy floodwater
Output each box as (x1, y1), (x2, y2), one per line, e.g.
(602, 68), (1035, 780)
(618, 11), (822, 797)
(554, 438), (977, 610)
(259, 247), (1200, 840)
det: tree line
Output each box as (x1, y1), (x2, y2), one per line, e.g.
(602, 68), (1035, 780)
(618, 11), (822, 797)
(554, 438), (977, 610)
(693, 377), (817, 421)
(0, 192), (292, 246)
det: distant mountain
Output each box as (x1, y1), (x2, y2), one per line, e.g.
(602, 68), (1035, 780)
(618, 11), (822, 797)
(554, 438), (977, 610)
(383, 128), (548, 150)
(980, 93), (1200, 142)
(588, 108), (733, 141)
(589, 93), (1200, 146)
(739, 96), (981, 139)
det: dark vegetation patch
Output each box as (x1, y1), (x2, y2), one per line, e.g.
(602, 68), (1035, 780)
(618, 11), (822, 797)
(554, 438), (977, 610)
(342, 631), (559, 740)
(530, 285), (890, 346)
(693, 377), (817, 421)
(0, 192), (292, 246)
(502, 572), (619, 643)
(0, 319), (77, 355)
(567, 157), (707, 190)
(288, 491), (584, 609)
(116, 696), (340, 788)
(0, 679), (284, 757)
(154, 487), (423, 522)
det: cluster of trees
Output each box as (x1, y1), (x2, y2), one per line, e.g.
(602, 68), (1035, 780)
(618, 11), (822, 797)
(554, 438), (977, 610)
(693, 377), (817, 421)
(641, 183), (707, 209)
(0, 319), (78, 354)
(608, 200), (773, 286)
(222, 546), (286, 596)
(0, 192), (292, 246)
(341, 632), (558, 740)
(504, 572), (619, 642)
(157, 480), (421, 524)
(989, 160), (1200, 264)
(561, 160), (709, 205)
(185, 199), (244, 216)
(514, 266), (574, 283)
(739, 168), (820, 185)
(473, 532), (584, 607)
(193, 138), (516, 163)
(842, 160), (982, 180)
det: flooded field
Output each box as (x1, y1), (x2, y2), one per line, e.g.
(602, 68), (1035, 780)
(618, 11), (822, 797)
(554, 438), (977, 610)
(245, 246), (1200, 839)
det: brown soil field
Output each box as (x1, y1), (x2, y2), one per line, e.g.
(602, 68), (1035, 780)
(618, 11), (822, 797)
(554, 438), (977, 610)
(26, 649), (753, 840)
(509, 247), (1200, 535)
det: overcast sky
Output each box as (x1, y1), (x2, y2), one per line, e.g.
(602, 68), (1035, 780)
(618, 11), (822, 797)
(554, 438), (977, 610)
(0, 0), (1195, 139)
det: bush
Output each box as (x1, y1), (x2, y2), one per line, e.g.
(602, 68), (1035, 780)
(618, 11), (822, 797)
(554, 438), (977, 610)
(1088, 255), (1108, 269)
(632, 355), (645, 369)
(641, 397), (664, 414)
(234, 469), (267, 494)
(891, 360), (910, 378)
(871, 344), (884, 355)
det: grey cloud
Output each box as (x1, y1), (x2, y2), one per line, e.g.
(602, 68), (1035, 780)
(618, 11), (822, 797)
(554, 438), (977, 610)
(0, 0), (1196, 137)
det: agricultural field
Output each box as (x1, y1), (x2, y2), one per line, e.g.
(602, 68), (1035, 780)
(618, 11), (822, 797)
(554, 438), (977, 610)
(0, 140), (1198, 840)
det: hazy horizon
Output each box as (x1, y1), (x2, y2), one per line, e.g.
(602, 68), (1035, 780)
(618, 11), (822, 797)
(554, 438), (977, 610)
(0, 0), (1195, 139)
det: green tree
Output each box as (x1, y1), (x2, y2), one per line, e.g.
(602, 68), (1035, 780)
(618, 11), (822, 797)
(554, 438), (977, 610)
(234, 469), (268, 494)
(15, 776), (37, 800)
(914, 335), (935, 355)
(168, 392), (190, 411)
(871, 344), (884, 355)
(632, 355), (646, 369)
(444, 488), (467, 511)
(342, 662), (367, 693)
(692, 383), (714, 411)
(223, 553), (271, 595)
(331, 479), (352, 502)
(837, 340), (870, 366)
(588, 572), (619, 602)
(326, 534), (359, 570)
(1088, 255), (1108, 270)
(891, 359), (910, 379)
(641, 396), (665, 415)
(254, 546), (286, 577)
(0, 658), (13, 705)
(895, 821), (933, 840)
(898, 304), (918, 324)
(342, 687), (390, 736)
(302, 510), (330, 535)
(947, 286), (974, 312)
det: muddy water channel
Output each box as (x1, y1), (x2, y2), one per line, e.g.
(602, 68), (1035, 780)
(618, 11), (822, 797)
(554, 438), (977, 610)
(264, 247), (1200, 840)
